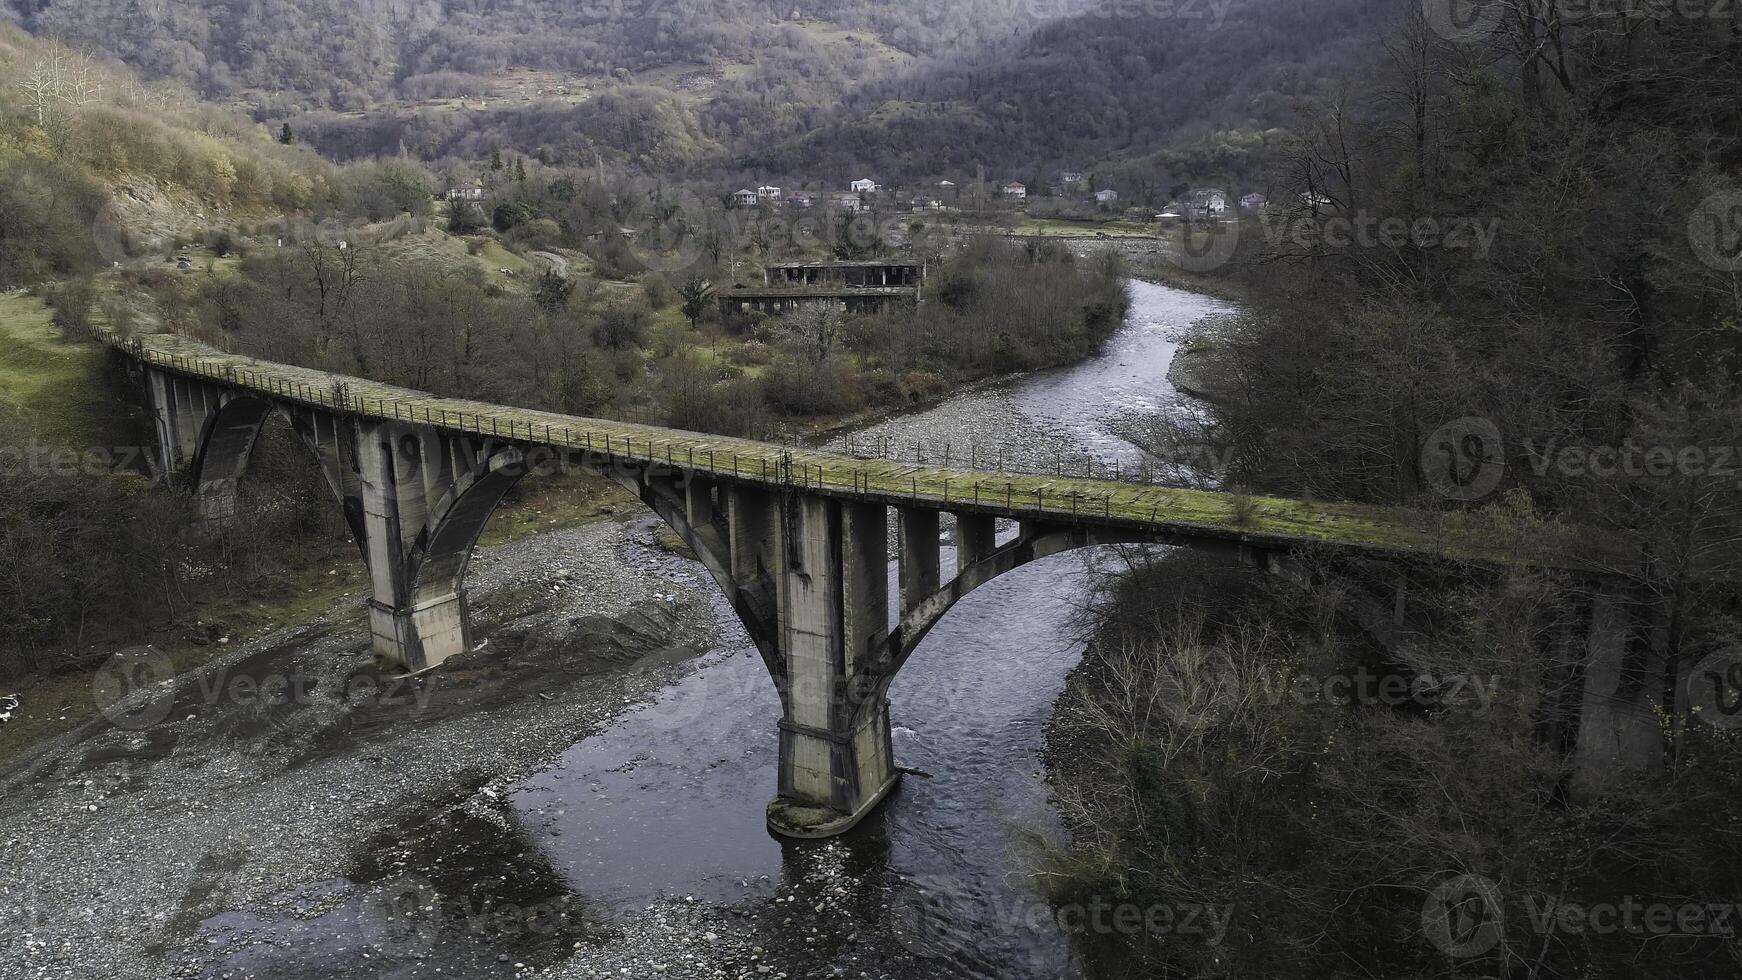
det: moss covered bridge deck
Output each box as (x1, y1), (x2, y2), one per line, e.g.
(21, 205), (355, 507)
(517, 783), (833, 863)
(106, 329), (1597, 572)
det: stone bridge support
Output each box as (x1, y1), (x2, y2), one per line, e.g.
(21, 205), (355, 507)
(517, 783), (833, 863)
(356, 421), (528, 673)
(142, 366), (529, 673)
(117, 343), (1679, 841)
(623, 473), (901, 838)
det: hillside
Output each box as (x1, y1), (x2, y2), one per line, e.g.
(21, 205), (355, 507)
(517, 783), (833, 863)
(750, 0), (1401, 180)
(0, 24), (350, 285)
(2, 0), (1021, 112)
(5, 0), (1394, 183)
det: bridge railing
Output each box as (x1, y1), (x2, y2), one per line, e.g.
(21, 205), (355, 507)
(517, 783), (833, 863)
(116, 335), (1223, 508)
(829, 431), (1205, 488)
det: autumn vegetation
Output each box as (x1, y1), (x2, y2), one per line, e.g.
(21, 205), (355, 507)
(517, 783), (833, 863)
(1045, 9), (1742, 979)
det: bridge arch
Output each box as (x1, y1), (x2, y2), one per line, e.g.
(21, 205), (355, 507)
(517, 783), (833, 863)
(187, 393), (275, 522)
(118, 350), (1629, 843)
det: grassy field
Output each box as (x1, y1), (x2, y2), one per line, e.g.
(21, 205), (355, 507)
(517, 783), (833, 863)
(0, 291), (107, 446)
(1014, 218), (1160, 238)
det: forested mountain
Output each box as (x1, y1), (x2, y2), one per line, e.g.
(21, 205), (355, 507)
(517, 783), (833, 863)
(1, 0), (1027, 110)
(750, 0), (1401, 179)
(4, 0), (1394, 182)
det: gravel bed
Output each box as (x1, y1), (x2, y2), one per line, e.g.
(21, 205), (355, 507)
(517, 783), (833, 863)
(0, 516), (722, 980)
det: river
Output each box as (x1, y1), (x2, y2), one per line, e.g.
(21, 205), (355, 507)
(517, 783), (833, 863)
(503, 280), (1231, 977)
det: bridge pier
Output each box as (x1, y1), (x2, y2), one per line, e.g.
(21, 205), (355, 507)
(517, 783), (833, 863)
(355, 421), (527, 673)
(765, 495), (900, 838)
(120, 336), (1654, 842)
(141, 363), (530, 674)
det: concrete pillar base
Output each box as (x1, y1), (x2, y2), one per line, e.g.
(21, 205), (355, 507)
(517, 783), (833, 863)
(767, 772), (901, 839)
(368, 591), (470, 673)
(769, 698), (899, 838)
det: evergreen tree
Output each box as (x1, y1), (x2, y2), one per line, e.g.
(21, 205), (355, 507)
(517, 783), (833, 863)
(278, 123), (295, 145)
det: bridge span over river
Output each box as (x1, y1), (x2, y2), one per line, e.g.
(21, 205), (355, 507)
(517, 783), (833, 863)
(105, 329), (1616, 837)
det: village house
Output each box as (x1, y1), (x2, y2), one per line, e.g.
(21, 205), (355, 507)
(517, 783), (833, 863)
(1059, 170), (1087, 190)
(849, 178), (879, 194)
(1001, 182), (1027, 200)
(733, 188), (758, 207)
(830, 191), (866, 212)
(757, 184), (782, 202)
(786, 191), (814, 209)
(445, 178), (485, 202)
(1094, 188), (1120, 205)
(1188, 189), (1229, 213)
(1241, 192), (1268, 210)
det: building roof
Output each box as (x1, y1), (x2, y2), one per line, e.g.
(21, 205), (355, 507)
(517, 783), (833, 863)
(766, 260), (924, 270)
(726, 286), (919, 299)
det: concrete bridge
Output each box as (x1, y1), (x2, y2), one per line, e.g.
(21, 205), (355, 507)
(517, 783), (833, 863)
(106, 330), (1626, 837)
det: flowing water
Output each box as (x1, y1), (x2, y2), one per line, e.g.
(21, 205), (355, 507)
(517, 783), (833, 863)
(188, 279), (1232, 978)
(507, 280), (1232, 976)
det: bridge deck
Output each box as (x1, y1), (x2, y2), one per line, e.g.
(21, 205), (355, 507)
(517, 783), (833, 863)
(107, 329), (1602, 572)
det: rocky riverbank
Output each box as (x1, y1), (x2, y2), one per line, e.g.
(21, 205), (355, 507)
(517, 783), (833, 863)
(0, 513), (730, 979)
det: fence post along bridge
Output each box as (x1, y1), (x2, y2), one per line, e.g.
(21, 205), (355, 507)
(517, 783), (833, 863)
(106, 328), (1649, 838)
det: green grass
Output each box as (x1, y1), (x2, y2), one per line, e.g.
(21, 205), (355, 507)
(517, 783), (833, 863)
(474, 474), (635, 547)
(476, 240), (532, 276)
(0, 292), (107, 446)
